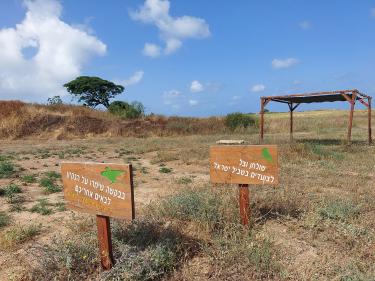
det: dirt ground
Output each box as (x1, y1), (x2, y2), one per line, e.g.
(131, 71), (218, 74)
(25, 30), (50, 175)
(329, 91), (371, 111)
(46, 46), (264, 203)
(0, 110), (374, 280)
(0, 136), (212, 280)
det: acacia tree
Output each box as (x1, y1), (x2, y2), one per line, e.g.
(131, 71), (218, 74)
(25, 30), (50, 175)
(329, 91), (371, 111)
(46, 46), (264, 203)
(63, 76), (124, 108)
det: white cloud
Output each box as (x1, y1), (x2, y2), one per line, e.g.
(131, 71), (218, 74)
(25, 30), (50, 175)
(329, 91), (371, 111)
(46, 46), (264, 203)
(143, 43), (161, 57)
(250, 84), (265, 92)
(164, 38), (182, 55)
(163, 89), (181, 105)
(371, 8), (375, 17)
(116, 70), (144, 87)
(229, 95), (241, 106)
(131, 0), (210, 56)
(163, 89), (181, 98)
(190, 80), (203, 93)
(189, 99), (198, 106)
(272, 58), (299, 69)
(0, 0), (106, 100)
(72, 16), (95, 34)
(299, 20), (311, 30)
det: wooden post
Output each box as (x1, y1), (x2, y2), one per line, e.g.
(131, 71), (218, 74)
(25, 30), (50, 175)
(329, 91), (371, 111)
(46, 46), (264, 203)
(288, 103), (293, 141)
(347, 93), (356, 145)
(239, 184), (249, 226)
(369, 97), (372, 145)
(260, 98), (265, 142)
(96, 215), (114, 270)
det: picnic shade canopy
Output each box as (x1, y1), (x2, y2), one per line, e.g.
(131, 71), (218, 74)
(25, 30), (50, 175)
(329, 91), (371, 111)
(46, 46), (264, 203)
(259, 89), (372, 144)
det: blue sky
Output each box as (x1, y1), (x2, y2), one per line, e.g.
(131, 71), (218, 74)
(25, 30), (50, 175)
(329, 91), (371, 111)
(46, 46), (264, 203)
(0, 0), (375, 116)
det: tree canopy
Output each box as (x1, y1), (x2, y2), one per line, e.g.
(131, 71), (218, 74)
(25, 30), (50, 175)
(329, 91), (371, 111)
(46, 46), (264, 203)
(63, 76), (124, 108)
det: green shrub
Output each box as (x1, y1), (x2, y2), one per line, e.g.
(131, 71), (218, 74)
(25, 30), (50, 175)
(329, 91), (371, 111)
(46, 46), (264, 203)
(108, 101), (145, 119)
(207, 233), (280, 279)
(225, 112), (256, 130)
(104, 220), (198, 281)
(45, 171), (61, 179)
(159, 167), (172, 174)
(0, 212), (11, 228)
(30, 199), (53, 216)
(22, 174), (37, 184)
(149, 187), (238, 232)
(26, 233), (99, 280)
(0, 161), (15, 178)
(39, 177), (62, 194)
(2, 184), (22, 198)
(54, 202), (66, 212)
(0, 224), (41, 249)
(319, 200), (360, 221)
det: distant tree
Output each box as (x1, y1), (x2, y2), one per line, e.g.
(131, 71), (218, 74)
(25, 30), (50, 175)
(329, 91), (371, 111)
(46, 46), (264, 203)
(63, 76), (124, 108)
(47, 95), (63, 105)
(108, 101), (145, 119)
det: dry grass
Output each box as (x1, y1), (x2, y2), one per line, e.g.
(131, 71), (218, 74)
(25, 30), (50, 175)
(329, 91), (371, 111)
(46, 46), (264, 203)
(0, 108), (374, 280)
(0, 101), (232, 139)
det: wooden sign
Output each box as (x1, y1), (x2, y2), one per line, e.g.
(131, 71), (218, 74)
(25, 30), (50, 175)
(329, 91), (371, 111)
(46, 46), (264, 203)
(210, 145), (278, 185)
(61, 162), (135, 220)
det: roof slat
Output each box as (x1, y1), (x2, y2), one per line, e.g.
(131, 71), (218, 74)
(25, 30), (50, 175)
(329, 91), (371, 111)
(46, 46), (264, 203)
(262, 89), (370, 104)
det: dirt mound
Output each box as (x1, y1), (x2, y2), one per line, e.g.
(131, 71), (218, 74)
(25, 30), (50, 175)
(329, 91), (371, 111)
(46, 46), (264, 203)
(0, 101), (227, 139)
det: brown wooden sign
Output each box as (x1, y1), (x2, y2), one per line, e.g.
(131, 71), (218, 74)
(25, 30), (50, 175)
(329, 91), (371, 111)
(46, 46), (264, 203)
(210, 145), (278, 185)
(61, 162), (135, 220)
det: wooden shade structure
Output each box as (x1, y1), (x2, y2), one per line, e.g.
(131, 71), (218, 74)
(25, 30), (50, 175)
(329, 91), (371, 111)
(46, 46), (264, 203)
(259, 89), (372, 144)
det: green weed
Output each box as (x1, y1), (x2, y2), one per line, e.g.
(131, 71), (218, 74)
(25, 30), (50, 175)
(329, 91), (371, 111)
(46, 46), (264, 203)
(149, 186), (238, 232)
(319, 200), (360, 222)
(55, 202), (66, 212)
(22, 174), (37, 184)
(45, 171), (61, 179)
(159, 167), (172, 174)
(0, 161), (15, 178)
(103, 220), (199, 281)
(30, 199), (53, 215)
(0, 212), (11, 228)
(0, 224), (41, 249)
(176, 177), (192, 185)
(1, 184), (23, 204)
(39, 177), (61, 194)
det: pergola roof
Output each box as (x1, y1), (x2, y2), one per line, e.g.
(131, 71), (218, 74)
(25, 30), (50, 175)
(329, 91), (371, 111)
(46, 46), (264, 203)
(259, 89), (372, 144)
(261, 89), (370, 104)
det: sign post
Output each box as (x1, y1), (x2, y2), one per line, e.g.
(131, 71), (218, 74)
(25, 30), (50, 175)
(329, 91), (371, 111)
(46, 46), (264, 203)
(61, 162), (135, 270)
(238, 184), (250, 225)
(210, 144), (278, 226)
(96, 215), (114, 269)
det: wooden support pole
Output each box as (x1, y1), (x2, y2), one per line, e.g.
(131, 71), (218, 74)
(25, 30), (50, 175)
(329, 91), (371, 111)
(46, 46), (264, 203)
(96, 215), (114, 270)
(369, 97), (372, 145)
(239, 184), (250, 226)
(289, 103), (293, 141)
(347, 94), (356, 145)
(260, 98), (265, 142)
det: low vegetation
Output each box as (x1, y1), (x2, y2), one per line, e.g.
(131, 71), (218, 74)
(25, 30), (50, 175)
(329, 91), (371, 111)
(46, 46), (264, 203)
(319, 200), (360, 222)
(22, 174), (37, 184)
(30, 199), (54, 215)
(0, 224), (41, 249)
(39, 172), (62, 194)
(108, 101), (145, 119)
(0, 212), (11, 228)
(0, 108), (373, 280)
(0, 101), (230, 139)
(225, 112), (257, 131)
(0, 160), (15, 178)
